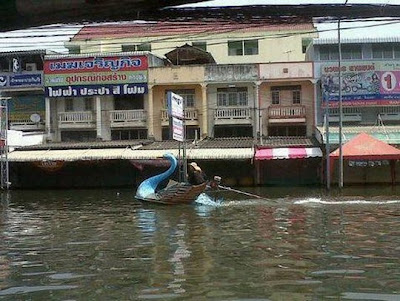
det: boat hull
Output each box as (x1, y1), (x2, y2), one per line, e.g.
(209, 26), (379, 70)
(135, 182), (207, 205)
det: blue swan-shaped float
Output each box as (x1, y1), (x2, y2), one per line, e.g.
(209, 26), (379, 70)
(135, 153), (177, 200)
(135, 153), (207, 205)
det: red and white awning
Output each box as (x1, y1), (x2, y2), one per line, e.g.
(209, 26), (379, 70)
(255, 147), (323, 160)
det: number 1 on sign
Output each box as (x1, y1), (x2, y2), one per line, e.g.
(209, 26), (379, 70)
(382, 72), (397, 91)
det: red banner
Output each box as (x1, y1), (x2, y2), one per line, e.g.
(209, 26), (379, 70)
(44, 55), (148, 74)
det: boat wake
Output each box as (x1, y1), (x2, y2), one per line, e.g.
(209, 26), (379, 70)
(195, 193), (223, 207)
(194, 193), (267, 207)
(295, 197), (400, 205)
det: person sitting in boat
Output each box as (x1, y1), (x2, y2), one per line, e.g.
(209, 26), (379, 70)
(188, 162), (207, 185)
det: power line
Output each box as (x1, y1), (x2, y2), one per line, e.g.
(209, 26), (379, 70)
(0, 19), (399, 52)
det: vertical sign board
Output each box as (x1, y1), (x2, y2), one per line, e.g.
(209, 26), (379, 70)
(167, 91), (184, 119)
(167, 92), (185, 141)
(172, 117), (184, 142)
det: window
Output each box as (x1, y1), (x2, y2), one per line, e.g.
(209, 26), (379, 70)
(372, 44), (399, 59)
(292, 90), (301, 104)
(68, 46), (80, 54)
(271, 85), (302, 105)
(217, 88), (248, 106)
(244, 40), (259, 55)
(320, 44), (361, 60)
(65, 98), (73, 111)
(114, 94), (144, 110)
(192, 42), (207, 51)
(394, 44), (400, 58)
(302, 38), (312, 53)
(122, 45), (136, 52)
(271, 90), (280, 105)
(228, 41), (243, 56)
(228, 40), (258, 56)
(165, 89), (195, 108)
(122, 43), (152, 52)
(84, 98), (93, 111)
(319, 45), (338, 60)
(341, 45), (362, 59)
(137, 43), (151, 52)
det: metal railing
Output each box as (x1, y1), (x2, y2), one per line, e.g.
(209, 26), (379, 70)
(214, 107), (251, 120)
(58, 111), (94, 124)
(109, 109), (146, 126)
(268, 105), (306, 119)
(161, 108), (199, 122)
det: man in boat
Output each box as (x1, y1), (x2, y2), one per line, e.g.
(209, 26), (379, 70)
(188, 162), (207, 185)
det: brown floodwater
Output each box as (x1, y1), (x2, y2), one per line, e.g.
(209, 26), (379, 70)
(0, 186), (400, 300)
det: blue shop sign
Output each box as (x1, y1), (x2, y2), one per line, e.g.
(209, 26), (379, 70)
(0, 73), (43, 89)
(45, 83), (148, 97)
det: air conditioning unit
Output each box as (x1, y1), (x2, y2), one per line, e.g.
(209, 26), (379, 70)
(25, 63), (37, 71)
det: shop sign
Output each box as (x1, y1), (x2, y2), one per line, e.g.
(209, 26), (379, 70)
(321, 61), (400, 107)
(348, 160), (389, 167)
(8, 95), (45, 122)
(45, 83), (147, 97)
(172, 117), (184, 142)
(44, 55), (148, 97)
(0, 73), (43, 89)
(33, 161), (65, 172)
(167, 91), (184, 119)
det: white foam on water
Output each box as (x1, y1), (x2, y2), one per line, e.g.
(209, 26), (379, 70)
(194, 193), (223, 207)
(295, 198), (400, 205)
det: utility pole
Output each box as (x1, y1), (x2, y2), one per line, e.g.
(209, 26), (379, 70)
(338, 0), (348, 189)
(0, 97), (10, 190)
(325, 100), (331, 190)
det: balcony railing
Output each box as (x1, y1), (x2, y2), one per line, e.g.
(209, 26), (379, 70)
(214, 107), (252, 120)
(326, 107), (362, 123)
(268, 105), (306, 119)
(9, 120), (45, 131)
(214, 107), (252, 125)
(110, 109), (147, 127)
(378, 106), (400, 122)
(58, 111), (95, 128)
(161, 108), (199, 124)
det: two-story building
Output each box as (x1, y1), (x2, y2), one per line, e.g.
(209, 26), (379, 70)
(308, 37), (400, 184)
(44, 52), (164, 142)
(54, 20), (318, 142)
(309, 37), (400, 145)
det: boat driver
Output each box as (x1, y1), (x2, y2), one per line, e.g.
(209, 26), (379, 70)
(188, 162), (207, 185)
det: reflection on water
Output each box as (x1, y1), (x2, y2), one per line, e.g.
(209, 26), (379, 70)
(0, 187), (399, 300)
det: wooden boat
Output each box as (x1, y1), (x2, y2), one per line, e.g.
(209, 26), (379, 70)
(135, 153), (207, 205)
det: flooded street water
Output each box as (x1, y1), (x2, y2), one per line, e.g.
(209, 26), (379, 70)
(1, 186), (400, 300)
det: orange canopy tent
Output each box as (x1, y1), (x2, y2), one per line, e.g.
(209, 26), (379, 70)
(330, 132), (400, 184)
(330, 132), (400, 161)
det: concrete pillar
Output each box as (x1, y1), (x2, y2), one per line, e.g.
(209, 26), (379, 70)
(45, 97), (51, 139)
(200, 83), (208, 138)
(147, 84), (154, 139)
(312, 79), (318, 133)
(254, 81), (261, 142)
(96, 96), (102, 139)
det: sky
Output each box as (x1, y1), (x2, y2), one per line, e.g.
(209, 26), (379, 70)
(0, 0), (399, 53)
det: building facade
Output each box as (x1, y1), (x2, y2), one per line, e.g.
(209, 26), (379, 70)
(309, 38), (400, 145)
(0, 50), (46, 133)
(65, 21), (317, 64)
(40, 20), (319, 143)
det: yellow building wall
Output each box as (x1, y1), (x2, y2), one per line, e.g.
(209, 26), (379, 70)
(150, 84), (206, 141)
(149, 66), (205, 84)
(259, 81), (315, 136)
(68, 29), (317, 64)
